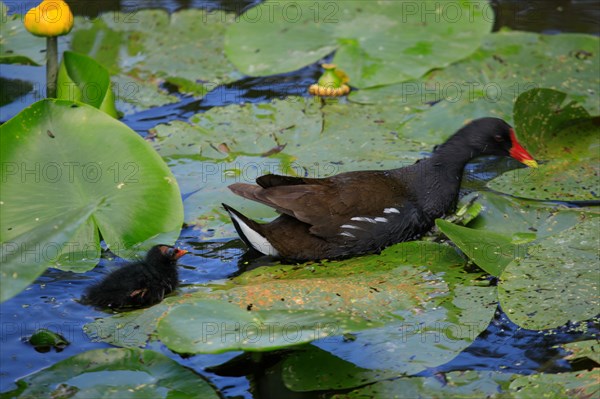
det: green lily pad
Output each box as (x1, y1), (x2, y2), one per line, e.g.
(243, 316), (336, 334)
(157, 300), (375, 354)
(436, 219), (517, 276)
(436, 191), (595, 276)
(225, 0), (492, 88)
(0, 2), (44, 66)
(0, 204), (96, 302)
(0, 100), (183, 294)
(3, 348), (219, 399)
(0, 77), (34, 107)
(563, 340), (600, 365)
(57, 51), (118, 117)
(465, 192), (589, 239)
(352, 31), (599, 144)
(281, 346), (398, 391)
(509, 370), (600, 399)
(69, 9), (241, 110)
(488, 89), (599, 201)
(28, 328), (69, 352)
(328, 370), (512, 398)
(499, 214), (600, 330)
(85, 241), (494, 360)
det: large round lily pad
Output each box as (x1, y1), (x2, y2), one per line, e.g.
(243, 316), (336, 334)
(488, 89), (599, 201)
(0, 99), (183, 301)
(68, 8), (242, 110)
(352, 31), (599, 144)
(499, 214), (600, 330)
(225, 0), (492, 88)
(3, 348), (219, 399)
(85, 242), (495, 375)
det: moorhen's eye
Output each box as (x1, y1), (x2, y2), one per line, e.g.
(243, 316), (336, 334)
(494, 134), (504, 142)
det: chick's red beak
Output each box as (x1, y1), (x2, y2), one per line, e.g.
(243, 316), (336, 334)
(173, 248), (188, 260)
(509, 129), (538, 168)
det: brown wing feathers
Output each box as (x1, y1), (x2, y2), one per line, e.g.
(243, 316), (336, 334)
(228, 179), (334, 224)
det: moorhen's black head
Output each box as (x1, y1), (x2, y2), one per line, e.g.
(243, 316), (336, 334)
(438, 117), (538, 167)
(145, 245), (188, 267)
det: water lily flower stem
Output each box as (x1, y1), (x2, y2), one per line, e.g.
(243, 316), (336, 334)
(46, 36), (58, 98)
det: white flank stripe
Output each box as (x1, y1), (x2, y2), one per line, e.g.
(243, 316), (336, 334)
(340, 232), (355, 238)
(374, 217), (388, 223)
(351, 217), (377, 223)
(230, 213), (279, 256)
(340, 224), (361, 230)
(383, 208), (400, 214)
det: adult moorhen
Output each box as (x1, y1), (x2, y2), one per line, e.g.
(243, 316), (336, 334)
(223, 117), (538, 261)
(82, 245), (187, 309)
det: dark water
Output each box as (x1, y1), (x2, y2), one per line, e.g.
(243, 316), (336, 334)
(1, 1), (599, 397)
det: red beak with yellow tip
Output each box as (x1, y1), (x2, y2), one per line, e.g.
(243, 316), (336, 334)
(173, 248), (188, 260)
(509, 129), (538, 168)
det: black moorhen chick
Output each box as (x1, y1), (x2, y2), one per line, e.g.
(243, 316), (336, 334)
(223, 117), (538, 261)
(82, 245), (187, 309)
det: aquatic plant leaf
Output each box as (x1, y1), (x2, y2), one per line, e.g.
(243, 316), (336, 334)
(28, 328), (69, 352)
(433, 192), (592, 278)
(281, 345), (398, 392)
(325, 369), (512, 397)
(353, 31), (599, 144)
(3, 348), (219, 399)
(157, 300), (375, 354)
(563, 340), (600, 365)
(436, 219), (517, 276)
(488, 89), (599, 201)
(509, 369), (600, 399)
(0, 203), (97, 302)
(57, 51), (118, 117)
(86, 242), (494, 372)
(0, 100), (183, 283)
(69, 9), (242, 111)
(465, 192), (588, 239)
(0, 2), (45, 66)
(499, 214), (600, 330)
(225, 0), (492, 88)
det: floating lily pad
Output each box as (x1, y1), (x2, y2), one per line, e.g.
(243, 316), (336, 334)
(28, 328), (69, 353)
(0, 203), (96, 302)
(328, 370), (512, 398)
(225, 0), (492, 88)
(69, 9), (242, 110)
(352, 31), (599, 144)
(465, 192), (589, 239)
(563, 340), (600, 365)
(85, 241), (494, 360)
(509, 369), (600, 399)
(0, 2), (45, 66)
(436, 190), (594, 276)
(157, 300), (375, 354)
(499, 214), (600, 330)
(488, 89), (599, 201)
(0, 100), (183, 301)
(436, 218), (518, 276)
(3, 348), (219, 399)
(281, 346), (398, 392)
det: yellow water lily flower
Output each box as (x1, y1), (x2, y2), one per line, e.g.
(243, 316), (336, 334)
(24, 0), (74, 37)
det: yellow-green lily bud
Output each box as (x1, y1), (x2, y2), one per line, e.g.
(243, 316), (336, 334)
(24, 0), (74, 37)
(309, 64), (351, 97)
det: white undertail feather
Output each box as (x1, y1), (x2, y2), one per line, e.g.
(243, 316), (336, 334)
(229, 212), (279, 256)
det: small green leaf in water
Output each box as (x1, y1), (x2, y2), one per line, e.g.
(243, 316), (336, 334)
(29, 328), (69, 353)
